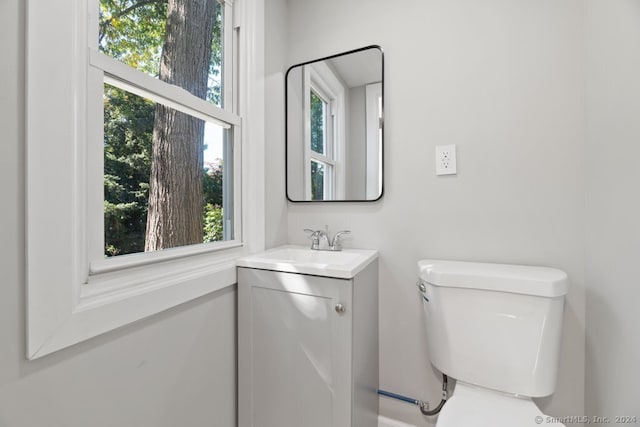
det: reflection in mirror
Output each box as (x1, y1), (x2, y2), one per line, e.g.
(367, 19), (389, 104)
(286, 46), (383, 202)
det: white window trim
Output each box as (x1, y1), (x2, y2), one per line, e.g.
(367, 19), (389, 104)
(26, 0), (265, 359)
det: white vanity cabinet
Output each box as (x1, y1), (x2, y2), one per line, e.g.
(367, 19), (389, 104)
(237, 254), (378, 427)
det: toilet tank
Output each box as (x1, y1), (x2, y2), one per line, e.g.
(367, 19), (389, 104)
(417, 260), (568, 398)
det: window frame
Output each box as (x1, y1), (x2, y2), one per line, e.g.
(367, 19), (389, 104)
(302, 63), (345, 200)
(88, 55), (242, 273)
(308, 85), (335, 200)
(26, 0), (265, 359)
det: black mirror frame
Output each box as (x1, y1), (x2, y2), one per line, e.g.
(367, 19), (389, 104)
(285, 45), (384, 203)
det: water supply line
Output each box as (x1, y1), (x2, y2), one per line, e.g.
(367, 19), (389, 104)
(378, 373), (449, 417)
(419, 373), (448, 416)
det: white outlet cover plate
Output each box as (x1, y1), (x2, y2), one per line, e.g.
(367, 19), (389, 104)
(436, 144), (457, 175)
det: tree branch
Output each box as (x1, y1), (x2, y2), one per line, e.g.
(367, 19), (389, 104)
(99, 0), (168, 43)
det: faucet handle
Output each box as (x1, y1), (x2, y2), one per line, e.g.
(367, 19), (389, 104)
(304, 228), (320, 239)
(303, 228), (321, 249)
(331, 230), (351, 250)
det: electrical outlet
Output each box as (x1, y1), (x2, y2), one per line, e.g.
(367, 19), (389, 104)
(435, 145), (457, 175)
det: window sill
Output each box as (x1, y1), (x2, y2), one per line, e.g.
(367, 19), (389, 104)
(89, 240), (243, 275)
(29, 250), (241, 360)
(82, 245), (244, 306)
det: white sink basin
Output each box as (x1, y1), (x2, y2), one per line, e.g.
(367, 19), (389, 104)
(236, 245), (378, 279)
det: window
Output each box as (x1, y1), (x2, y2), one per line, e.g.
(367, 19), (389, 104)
(102, 85), (233, 256)
(26, 0), (265, 359)
(93, 0), (239, 265)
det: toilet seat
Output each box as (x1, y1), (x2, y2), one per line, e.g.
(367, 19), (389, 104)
(436, 383), (565, 427)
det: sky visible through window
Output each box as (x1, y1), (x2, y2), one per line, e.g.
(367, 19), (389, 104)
(204, 125), (223, 169)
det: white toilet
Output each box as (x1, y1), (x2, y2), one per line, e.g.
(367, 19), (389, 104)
(417, 260), (568, 427)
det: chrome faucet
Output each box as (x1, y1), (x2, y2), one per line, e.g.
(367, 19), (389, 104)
(304, 228), (351, 251)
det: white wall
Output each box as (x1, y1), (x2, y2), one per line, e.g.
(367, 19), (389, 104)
(265, 0), (290, 245)
(585, 0), (640, 420)
(0, 1), (237, 425)
(268, 0), (586, 425)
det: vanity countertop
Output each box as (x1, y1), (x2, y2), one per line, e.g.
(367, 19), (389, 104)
(236, 245), (378, 279)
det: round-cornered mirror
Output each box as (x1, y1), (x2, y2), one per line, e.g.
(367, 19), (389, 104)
(286, 45), (384, 202)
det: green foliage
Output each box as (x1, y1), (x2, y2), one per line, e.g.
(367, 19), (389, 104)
(99, 0), (223, 104)
(207, 3), (223, 105)
(99, 0), (168, 75)
(311, 161), (324, 200)
(310, 91), (326, 199)
(103, 85), (154, 256)
(202, 164), (224, 242)
(100, 0), (225, 256)
(203, 203), (223, 243)
(203, 164), (224, 206)
(310, 90), (324, 154)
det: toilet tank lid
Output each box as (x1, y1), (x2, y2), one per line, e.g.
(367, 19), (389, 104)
(417, 260), (568, 297)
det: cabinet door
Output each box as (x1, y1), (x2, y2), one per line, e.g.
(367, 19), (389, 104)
(238, 268), (352, 427)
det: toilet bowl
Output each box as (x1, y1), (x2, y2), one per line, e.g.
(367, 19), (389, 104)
(417, 260), (568, 427)
(436, 382), (562, 427)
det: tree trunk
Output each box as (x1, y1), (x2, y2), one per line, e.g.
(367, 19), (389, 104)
(145, 0), (216, 251)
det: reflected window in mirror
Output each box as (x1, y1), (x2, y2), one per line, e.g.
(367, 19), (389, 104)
(287, 45), (383, 202)
(311, 160), (325, 200)
(310, 90), (326, 155)
(309, 90), (331, 200)
(309, 89), (334, 200)
(303, 63), (344, 200)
